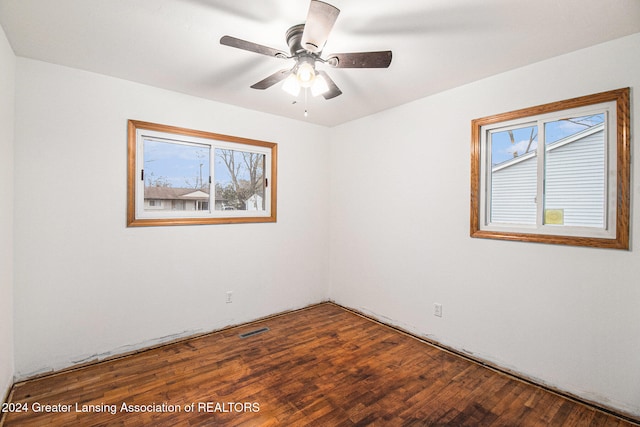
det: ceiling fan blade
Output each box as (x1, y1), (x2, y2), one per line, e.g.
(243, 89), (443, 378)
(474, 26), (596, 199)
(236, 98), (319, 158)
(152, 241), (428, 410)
(220, 35), (289, 59)
(250, 69), (292, 90)
(318, 71), (342, 99)
(326, 51), (392, 68)
(301, 0), (340, 53)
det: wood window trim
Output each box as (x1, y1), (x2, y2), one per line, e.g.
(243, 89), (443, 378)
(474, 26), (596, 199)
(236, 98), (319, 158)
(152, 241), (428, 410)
(127, 120), (277, 227)
(470, 88), (630, 249)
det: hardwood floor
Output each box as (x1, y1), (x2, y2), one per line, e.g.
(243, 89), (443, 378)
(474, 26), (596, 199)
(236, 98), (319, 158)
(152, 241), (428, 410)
(2, 303), (636, 426)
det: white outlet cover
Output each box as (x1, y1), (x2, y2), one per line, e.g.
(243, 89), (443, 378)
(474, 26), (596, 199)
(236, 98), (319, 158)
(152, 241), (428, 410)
(434, 303), (442, 317)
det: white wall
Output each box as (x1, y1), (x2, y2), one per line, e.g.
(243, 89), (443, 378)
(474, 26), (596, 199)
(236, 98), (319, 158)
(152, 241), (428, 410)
(329, 33), (640, 418)
(8, 26), (640, 419)
(13, 59), (331, 378)
(0, 24), (15, 401)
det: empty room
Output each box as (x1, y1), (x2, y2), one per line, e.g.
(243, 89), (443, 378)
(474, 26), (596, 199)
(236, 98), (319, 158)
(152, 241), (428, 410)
(1, 0), (640, 425)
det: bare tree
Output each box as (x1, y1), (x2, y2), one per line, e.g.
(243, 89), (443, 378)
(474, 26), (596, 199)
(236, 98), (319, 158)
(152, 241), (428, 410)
(508, 127), (537, 158)
(216, 150), (264, 209)
(145, 171), (171, 188)
(507, 115), (602, 158)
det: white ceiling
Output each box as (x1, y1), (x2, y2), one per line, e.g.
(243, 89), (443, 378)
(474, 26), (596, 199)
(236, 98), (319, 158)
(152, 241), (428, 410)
(1, 0), (639, 127)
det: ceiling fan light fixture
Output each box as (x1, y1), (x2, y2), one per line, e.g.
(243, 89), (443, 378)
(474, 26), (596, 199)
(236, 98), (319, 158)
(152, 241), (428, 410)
(296, 61), (316, 88)
(310, 74), (329, 97)
(282, 74), (301, 96)
(220, 0), (392, 103)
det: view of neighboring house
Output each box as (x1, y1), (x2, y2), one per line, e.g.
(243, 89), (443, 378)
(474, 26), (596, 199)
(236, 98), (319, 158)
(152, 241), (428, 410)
(144, 187), (212, 211)
(245, 193), (264, 211)
(144, 187), (264, 211)
(491, 123), (605, 227)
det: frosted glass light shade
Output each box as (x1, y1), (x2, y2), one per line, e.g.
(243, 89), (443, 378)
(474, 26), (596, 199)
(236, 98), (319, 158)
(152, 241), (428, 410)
(282, 74), (301, 96)
(310, 74), (329, 97)
(296, 62), (316, 88)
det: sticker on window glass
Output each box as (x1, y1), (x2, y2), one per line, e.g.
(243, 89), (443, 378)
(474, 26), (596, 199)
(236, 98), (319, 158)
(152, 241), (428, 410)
(544, 209), (564, 225)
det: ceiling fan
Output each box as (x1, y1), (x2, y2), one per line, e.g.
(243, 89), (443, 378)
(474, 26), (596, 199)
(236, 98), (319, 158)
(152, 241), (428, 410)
(220, 0), (392, 100)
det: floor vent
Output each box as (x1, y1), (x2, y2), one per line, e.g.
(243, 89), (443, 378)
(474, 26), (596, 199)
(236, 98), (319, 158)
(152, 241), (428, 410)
(239, 327), (269, 339)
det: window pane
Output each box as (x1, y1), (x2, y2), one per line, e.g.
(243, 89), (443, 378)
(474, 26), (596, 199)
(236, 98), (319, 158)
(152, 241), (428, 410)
(214, 148), (265, 211)
(544, 114), (606, 227)
(470, 89), (629, 248)
(489, 125), (538, 224)
(143, 139), (210, 213)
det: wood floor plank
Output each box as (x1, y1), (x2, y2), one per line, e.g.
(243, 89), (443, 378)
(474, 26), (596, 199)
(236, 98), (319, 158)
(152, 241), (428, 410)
(2, 303), (637, 426)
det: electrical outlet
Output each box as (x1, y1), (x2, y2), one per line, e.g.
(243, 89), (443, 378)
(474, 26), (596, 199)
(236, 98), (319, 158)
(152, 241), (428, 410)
(434, 303), (442, 317)
(226, 291), (233, 304)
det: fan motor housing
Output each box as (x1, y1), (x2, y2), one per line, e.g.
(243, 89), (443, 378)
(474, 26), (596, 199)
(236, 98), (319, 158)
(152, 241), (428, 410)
(286, 24), (308, 56)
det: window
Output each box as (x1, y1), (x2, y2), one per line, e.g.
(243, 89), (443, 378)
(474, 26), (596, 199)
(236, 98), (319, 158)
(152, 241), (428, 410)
(127, 120), (277, 226)
(470, 88), (630, 249)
